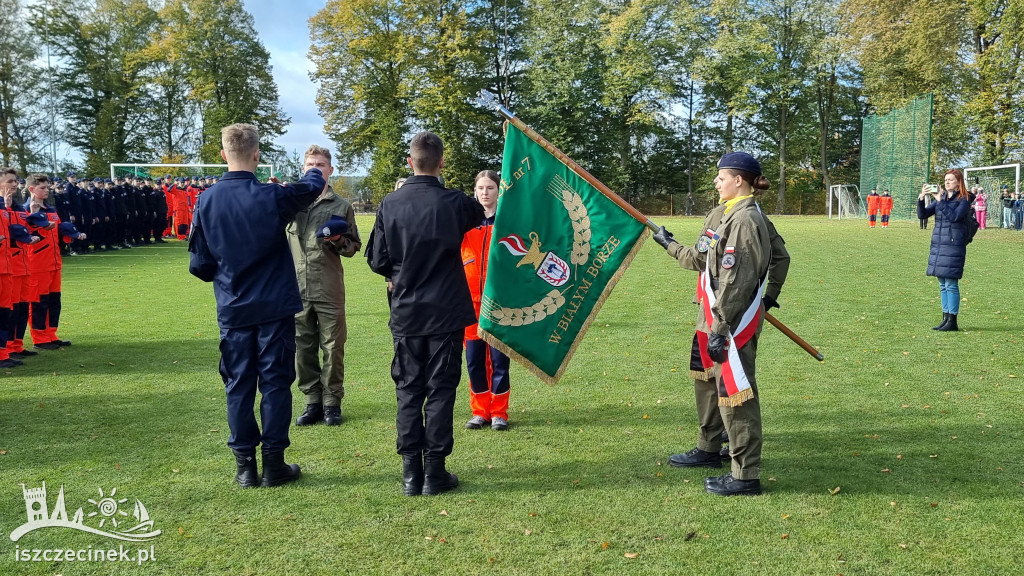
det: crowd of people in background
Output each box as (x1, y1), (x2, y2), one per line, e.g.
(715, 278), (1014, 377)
(0, 172), (224, 258)
(992, 186), (1024, 231)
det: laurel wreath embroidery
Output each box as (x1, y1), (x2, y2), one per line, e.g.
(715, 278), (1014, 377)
(485, 290), (567, 326)
(548, 175), (591, 265)
(482, 174), (590, 326)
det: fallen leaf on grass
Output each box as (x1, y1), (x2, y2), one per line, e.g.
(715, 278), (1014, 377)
(781, 534), (789, 540)
(178, 526), (184, 535)
(881, 469), (891, 473)
(685, 531), (697, 541)
(781, 514), (791, 520)
(0, 450), (7, 455)
(525, 530), (532, 535)
(601, 542), (610, 550)
(172, 469), (179, 473)
(284, 514), (294, 520)
(829, 486), (841, 495)
(898, 543), (907, 549)
(624, 553), (639, 559)
(439, 510), (448, 516)
(439, 538), (447, 543)
(528, 512), (538, 517)
(930, 502), (938, 507)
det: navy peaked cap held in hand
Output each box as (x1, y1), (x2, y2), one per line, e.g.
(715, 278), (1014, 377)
(8, 224), (36, 245)
(58, 222), (82, 238)
(717, 152), (762, 176)
(25, 212), (49, 228)
(316, 215), (349, 239)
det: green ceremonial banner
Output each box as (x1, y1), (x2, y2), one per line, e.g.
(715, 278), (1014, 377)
(478, 123), (650, 384)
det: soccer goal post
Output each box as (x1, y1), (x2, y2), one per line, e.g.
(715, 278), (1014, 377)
(110, 163), (276, 182)
(828, 184), (864, 219)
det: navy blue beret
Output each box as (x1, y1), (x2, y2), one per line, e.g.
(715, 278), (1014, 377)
(316, 215), (349, 239)
(717, 152), (762, 176)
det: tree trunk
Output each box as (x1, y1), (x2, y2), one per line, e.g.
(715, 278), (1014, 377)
(775, 103), (787, 214)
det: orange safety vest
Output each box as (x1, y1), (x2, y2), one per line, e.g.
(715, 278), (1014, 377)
(461, 216), (494, 341)
(866, 193), (880, 213)
(879, 195), (893, 214)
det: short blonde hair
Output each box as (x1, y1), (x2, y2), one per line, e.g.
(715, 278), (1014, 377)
(221, 123), (260, 157)
(304, 145), (332, 163)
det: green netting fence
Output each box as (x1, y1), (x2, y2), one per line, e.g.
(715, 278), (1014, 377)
(859, 94), (933, 220)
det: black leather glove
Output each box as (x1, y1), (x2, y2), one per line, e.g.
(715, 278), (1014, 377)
(706, 333), (728, 363)
(762, 295), (779, 310)
(652, 226), (676, 250)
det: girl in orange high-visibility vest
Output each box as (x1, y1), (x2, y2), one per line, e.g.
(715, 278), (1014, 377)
(879, 190), (893, 228)
(461, 170), (511, 431)
(866, 189), (880, 227)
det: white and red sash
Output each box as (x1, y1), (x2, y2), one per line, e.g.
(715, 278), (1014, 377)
(696, 257), (765, 407)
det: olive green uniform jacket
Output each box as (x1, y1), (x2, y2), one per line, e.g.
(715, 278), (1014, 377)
(286, 187), (362, 406)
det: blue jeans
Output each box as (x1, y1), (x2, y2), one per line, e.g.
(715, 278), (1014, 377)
(937, 277), (960, 314)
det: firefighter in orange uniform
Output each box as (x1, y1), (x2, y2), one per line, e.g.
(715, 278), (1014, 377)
(879, 189), (893, 228)
(866, 188), (880, 228)
(24, 174), (79, 350)
(461, 170), (511, 431)
(2, 168), (37, 360)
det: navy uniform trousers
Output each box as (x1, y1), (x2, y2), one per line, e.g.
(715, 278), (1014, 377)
(220, 316), (295, 452)
(392, 330), (463, 458)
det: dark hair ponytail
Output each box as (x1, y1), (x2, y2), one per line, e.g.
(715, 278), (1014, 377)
(725, 169), (771, 194)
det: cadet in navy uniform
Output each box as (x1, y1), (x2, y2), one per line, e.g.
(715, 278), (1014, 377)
(366, 131), (484, 496)
(188, 123), (325, 488)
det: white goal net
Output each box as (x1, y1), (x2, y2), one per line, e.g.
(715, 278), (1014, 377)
(828, 184), (864, 219)
(110, 163), (276, 182)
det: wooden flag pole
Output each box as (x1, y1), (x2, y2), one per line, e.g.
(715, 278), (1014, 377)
(480, 92), (659, 232)
(479, 91), (823, 362)
(764, 312), (825, 361)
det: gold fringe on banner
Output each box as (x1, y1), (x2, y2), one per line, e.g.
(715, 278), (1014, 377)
(689, 369), (712, 381)
(479, 228), (652, 385)
(718, 387), (755, 407)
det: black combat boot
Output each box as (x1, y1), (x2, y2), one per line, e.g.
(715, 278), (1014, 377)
(232, 449), (259, 488)
(402, 453), (424, 496)
(932, 313), (950, 330)
(938, 314), (958, 332)
(668, 447), (723, 468)
(422, 455), (458, 495)
(295, 403), (323, 426)
(323, 406), (342, 426)
(260, 451), (301, 487)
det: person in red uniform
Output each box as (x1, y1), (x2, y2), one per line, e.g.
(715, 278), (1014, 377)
(24, 174), (78, 350)
(168, 178), (191, 240)
(0, 168), (20, 367)
(879, 189), (893, 228)
(1, 168), (37, 360)
(461, 170), (511, 431)
(866, 188), (880, 228)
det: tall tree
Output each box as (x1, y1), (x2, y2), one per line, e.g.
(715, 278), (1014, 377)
(519, 0), (611, 174)
(406, 0), (494, 191)
(160, 0), (288, 162)
(0, 0), (45, 172)
(309, 0), (413, 199)
(841, 0), (970, 168)
(37, 0), (159, 174)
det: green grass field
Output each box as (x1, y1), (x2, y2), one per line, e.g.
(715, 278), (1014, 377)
(1, 215), (1023, 575)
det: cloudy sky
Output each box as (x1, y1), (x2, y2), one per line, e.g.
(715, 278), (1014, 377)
(242, 0), (333, 160)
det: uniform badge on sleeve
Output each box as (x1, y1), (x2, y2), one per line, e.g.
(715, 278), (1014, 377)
(697, 228), (720, 253)
(721, 246), (736, 269)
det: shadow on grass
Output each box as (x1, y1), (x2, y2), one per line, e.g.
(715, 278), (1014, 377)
(2, 387), (1020, 504)
(1, 338), (221, 377)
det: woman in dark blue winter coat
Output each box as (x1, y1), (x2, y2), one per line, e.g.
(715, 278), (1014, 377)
(918, 169), (973, 332)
